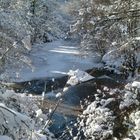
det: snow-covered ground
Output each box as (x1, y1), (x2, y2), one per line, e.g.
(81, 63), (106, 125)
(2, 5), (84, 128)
(1, 40), (102, 82)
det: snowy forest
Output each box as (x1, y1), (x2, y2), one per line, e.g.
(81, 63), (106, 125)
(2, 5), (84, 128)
(0, 0), (140, 139)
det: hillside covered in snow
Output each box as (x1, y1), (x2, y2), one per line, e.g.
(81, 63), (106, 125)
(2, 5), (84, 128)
(0, 0), (140, 140)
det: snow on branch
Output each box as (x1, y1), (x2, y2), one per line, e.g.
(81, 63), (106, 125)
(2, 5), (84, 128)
(0, 103), (33, 139)
(0, 89), (56, 140)
(0, 103), (32, 128)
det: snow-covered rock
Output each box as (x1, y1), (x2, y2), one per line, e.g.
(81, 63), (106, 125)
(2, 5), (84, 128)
(67, 69), (94, 86)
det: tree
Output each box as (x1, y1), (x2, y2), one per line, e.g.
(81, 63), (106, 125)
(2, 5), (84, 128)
(0, 0), (49, 73)
(71, 0), (140, 56)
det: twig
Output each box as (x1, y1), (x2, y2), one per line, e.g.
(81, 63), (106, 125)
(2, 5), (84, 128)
(0, 44), (15, 61)
(41, 76), (71, 132)
(41, 99), (62, 132)
(109, 8), (140, 16)
(42, 81), (47, 107)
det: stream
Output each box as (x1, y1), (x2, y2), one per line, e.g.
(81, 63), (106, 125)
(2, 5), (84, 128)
(1, 0), (139, 139)
(0, 35), (126, 138)
(0, 0), (126, 138)
(7, 67), (125, 138)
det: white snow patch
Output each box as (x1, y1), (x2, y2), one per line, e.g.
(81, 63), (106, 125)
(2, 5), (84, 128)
(58, 45), (78, 49)
(56, 92), (62, 98)
(0, 136), (12, 140)
(63, 87), (69, 92)
(132, 81), (140, 89)
(22, 35), (32, 51)
(102, 49), (124, 68)
(119, 90), (139, 110)
(0, 103), (33, 127)
(32, 132), (47, 140)
(49, 48), (80, 55)
(1, 40), (102, 82)
(126, 110), (140, 140)
(135, 37), (140, 40)
(80, 95), (115, 139)
(36, 109), (43, 117)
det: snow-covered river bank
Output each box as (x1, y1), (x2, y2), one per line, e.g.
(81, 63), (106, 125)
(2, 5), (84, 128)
(1, 0), (140, 139)
(1, 39), (102, 82)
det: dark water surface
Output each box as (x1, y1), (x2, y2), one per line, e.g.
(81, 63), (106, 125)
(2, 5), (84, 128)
(8, 68), (126, 138)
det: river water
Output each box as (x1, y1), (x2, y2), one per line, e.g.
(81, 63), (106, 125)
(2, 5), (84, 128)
(9, 66), (125, 138)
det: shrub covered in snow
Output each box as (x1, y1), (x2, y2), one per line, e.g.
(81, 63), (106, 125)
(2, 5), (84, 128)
(71, 0), (140, 71)
(0, 0), (73, 73)
(0, 88), (56, 140)
(75, 80), (140, 139)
